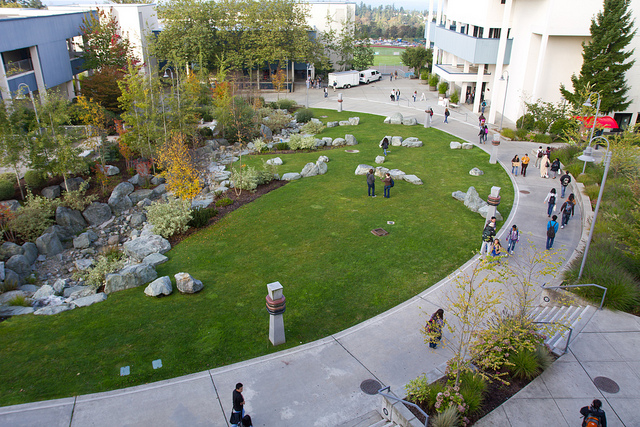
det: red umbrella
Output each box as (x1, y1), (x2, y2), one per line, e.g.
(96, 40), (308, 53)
(574, 115), (619, 129)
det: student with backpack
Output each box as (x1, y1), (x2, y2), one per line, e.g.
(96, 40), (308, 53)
(444, 108), (450, 123)
(506, 224), (519, 254)
(580, 399), (607, 427)
(544, 188), (557, 217)
(382, 172), (393, 198)
(425, 309), (444, 348)
(480, 217), (497, 256)
(546, 215), (559, 250)
(560, 193), (575, 228)
(535, 146), (544, 168)
(560, 171), (571, 198)
(511, 155), (521, 176)
(550, 158), (561, 178)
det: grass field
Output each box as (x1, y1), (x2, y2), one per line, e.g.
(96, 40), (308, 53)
(0, 109), (513, 406)
(373, 46), (405, 66)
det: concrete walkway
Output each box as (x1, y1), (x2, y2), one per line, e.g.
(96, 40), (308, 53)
(1, 78), (639, 427)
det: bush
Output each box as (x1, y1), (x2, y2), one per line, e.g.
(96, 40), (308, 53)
(188, 206), (218, 228)
(431, 405), (460, 427)
(288, 134), (316, 151)
(533, 133), (553, 144)
(420, 70), (429, 80)
(295, 108), (314, 123)
(276, 142), (289, 151)
(60, 180), (97, 212)
(438, 82), (449, 95)
(0, 172), (14, 181)
(74, 251), (125, 288)
(515, 128), (529, 141)
(450, 90), (460, 104)
(215, 197), (233, 207)
(24, 170), (46, 189)
(429, 74), (439, 87)
(533, 120), (548, 134)
(501, 128), (516, 140)
(552, 145), (582, 166)
(251, 137), (267, 153)
(8, 192), (58, 242)
(516, 113), (535, 130)
(7, 294), (31, 307)
(270, 98), (297, 112)
(458, 371), (487, 414)
(198, 127), (214, 139)
(0, 180), (14, 201)
(146, 198), (193, 238)
(534, 346), (553, 371)
(263, 110), (292, 134)
(300, 120), (325, 135)
(508, 349), (541, 380)
(549, 118), (576, 139)
(231, 165), (275, 192)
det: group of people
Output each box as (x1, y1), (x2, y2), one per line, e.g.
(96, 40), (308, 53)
(509, 154), (530, 176)
(536, 146), (561, 179)
(481, 216), (520, 261)
(366, 168), (394, 198)
(390, 88), (401, 101)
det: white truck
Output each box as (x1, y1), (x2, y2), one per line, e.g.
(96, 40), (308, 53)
(359, 69), (382, 84)
(328, 70), (360, 89)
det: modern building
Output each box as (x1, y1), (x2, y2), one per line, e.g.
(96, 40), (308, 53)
(426, 0), (640, 128)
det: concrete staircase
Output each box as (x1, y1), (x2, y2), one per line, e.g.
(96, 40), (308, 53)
(337, 410), (398, 427)
(529, 304), (597, 355)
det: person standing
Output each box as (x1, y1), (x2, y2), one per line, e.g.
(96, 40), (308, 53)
(560, 194), (575, 228)
(521, 154), (530, 177)
(478, 126), (485, 144)
(535, 146), (544, 168)
(230, 383), (245, 427)
(511, 155), (521, 176)
(396, 88), (401, 100)
(420, 92), (426, 101)
(481, 100), (487, 114)
(332, 81), (337, 92)
(323, 87), (328, 98)
(413, 90), (417, 102)
(382, 172), (392, 198)
(550, 158), (561, 179)
(482, 124), (488, 143)
(544, 188), (557, 217)
(540, 155), (550, 178)
(506, 224), (519, 254)
(444, 108), (450, 123)
(425, 309), (444, 348)
(366, 169), (376, 197)
(560, 171), (571, 198)
(390, 89), (395, 101)
(546, 215), (559, 250)
(381, 137), (389, 156)
(490, 238), (506, 264)
(481, 217), (497, 256)
(580, 399), (607, 427)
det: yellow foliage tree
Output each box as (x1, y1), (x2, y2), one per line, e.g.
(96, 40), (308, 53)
(157, 133), (200, 201)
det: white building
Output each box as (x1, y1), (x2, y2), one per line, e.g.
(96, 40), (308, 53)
(426, 0), (640, 128)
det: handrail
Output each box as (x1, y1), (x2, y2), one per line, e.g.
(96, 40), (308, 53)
(542, 282), (607, 310)
(378, 386), (428, 426)
(532, 321), (572, 355)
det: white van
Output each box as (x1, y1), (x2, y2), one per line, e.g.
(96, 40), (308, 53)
(359, 69), (382, 84)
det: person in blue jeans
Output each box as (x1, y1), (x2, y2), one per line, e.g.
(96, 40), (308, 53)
(544, 188), (557, 217)
(366, 169), (376, 197)
(506, 224), (519, 254)
(382, 172), (392, 198)
(444, 108), (450, 123)
(381, 137), (389, 156)
(546, 215), (559, 250)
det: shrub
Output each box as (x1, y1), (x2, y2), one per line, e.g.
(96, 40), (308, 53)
(450, 90), (460, 104)
(198, 127), (214, 139)
(276, 142), (288, 151)
(8, 192), (58, 242)
(533, 120), (548, 134)
(0, 180), (14, 201)
(406, 374), (434, 407)
(549, 118), (575, 139)
(300, 120), (325, 135)
(7, 294), (31, 307)
(288, 134), (316, 151)
(263, 110), (292, 134)
(533, 133), (553, 144)
(429, 74), (439, 87)
(515, 128), (529, 141)
(251, 137), (267, 153)
(295, 108), (314, 123)
(24, 170), (46, 189)
(146, 198), (193, 238)
(431, 405), (461, 427)
(270, 98), (297, 112)
(534, 345), (553, 371)
(501, 128), (516, 140)
(215, 197), (233, 207)
(508, 349), (541, 380)
(230, 165), (274, 192)
(516, 113), (535, 130)
(438, 81), (449, 95)
(188, 206), (218, 228)
(420, 70), (429, 81)
(458, 371), (487, 414)
(552, 145), (582, 166)
(74, 252), (125, 288)
(60, 180), (97, 211)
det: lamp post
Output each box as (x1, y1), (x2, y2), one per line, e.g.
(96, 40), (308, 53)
(305, 63), (312, 108)
(499, 71), (509, 131)
(577, 135), (611, 280)
(16, 83), (41, 134)
(581, 92), (601, 174)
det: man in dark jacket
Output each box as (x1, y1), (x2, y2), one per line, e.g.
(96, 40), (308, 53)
(560, 171), (571, 198)
(580, 399), (607, 427)
(480, 217), (496, 256)
(366, 169), (376, 197)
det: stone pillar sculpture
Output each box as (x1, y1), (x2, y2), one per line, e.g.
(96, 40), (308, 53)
(266, 281), (286, 346)
(337, 93), (343, 112)
(490, 134), (500, 164)
(486, 186), (501, 221)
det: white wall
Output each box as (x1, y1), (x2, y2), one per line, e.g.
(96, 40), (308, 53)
(306, 2), (356, 33)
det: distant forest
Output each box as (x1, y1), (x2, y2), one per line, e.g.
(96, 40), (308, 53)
(355, 2), (426, 40)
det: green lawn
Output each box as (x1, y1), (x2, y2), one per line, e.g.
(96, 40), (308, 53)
(0, 109), (513, 406)
(373, 47), (405, 66)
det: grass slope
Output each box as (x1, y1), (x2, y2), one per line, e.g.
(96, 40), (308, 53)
(0, 109), (513, 405)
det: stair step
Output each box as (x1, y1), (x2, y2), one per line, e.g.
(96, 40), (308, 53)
(552, 305), (598, 352)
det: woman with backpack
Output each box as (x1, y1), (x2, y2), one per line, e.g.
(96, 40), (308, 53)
(544, 188), (557, 217)
(546, 215), (559, 250)
(490, 238), (506, 264)
(560, 193), (575, 228)
(550, 158), (561, 179)
(425, 309), (444, 348)
(478, 126), (485, 144)
(580, 399), (607, 427)
(506, 224), (519, 254)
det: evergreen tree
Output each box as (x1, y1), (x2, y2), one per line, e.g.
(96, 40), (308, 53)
(560, 0), (636, 113)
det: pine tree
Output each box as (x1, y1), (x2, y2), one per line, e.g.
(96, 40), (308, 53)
(560, 0), (636, 113)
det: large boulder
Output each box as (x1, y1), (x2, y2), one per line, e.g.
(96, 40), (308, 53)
(391, 136), (403, 147)
(403, 175), (423, 185)
(144, 276), (173, 297)
(33, 284), (55, 300)
(6, 254), (31, 277)
(74, 259), (94, 271)
(452, 191), (466, 201)
(300, 163), (319, 177)
(260, 123), (273, 140)
(61, 177), (85, 192)
(104, 263), (157, 294)
(345, 134), (358, 146)
(175, 272), (204, 294)
(314, 138), (325, 148)
(108, 182), (135, 214)
(142, 253), (168, 267)
(21, 242), (38, 265)
(385, 112), (403, 125)
(82, 202), (112, 226)
(123, 235), (171, 262)
(388, 169), (406, 180)
(34, 304), (74, 316)
(0, 306), (34, 316)
(281, 173), (301, 181)
(36, 232), (63, 257)
(1, 242), (23, 259)
(130, 189), (154, 205)
(317, 155), (330, 164)
(402, 137), (423, 148)
(332, 137), (346, 146)
(322, 137), (332, 146)
(3, 268), (23, 288)
(71, 293), (107, 308)
(478, 205), (503, 221)
(0, 200), (21, 211)
(402, 117), (418, 126)
(348, 117), (360, 125)
(462, 143), (474, 149)
(0, 290), (25, 304)
(375, 167), (390, 178)
(316, 161), (328, 175)
(464, 187), (487, 213)
(355, 164), (374, 175)
(450, 141), (462, 149)
(375, 156), (385, 164)
(469, 168), (484, 176)
(42, 185), (61, 200)
(338, 120), (350, 126)
(73, 233), (91, 249)
(266, 157), (283, 166)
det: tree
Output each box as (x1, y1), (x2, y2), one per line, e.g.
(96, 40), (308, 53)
(0, 101), (28, 199)
(80, 67), (125, 114)
(77, 96), (109, 191)
(401, 46), (432, 75)
(80, 8), (136, 72)
(157, 133), (200, 201)
(560, 0), (636, 113)
(352, 42), (374, 71)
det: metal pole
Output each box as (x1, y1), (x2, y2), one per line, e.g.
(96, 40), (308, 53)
(499, 72), (509, 130)
(578, 150), (612, 279)
(582, 93), (600, 174)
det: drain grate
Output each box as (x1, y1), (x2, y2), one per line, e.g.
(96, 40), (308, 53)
(371, 228), (389, 236)
(593, 376), (620, 393)
(520, 190), (530, 194)
(360, 379), (382, 395)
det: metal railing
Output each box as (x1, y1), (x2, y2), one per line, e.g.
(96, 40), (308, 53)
(4, 58), (34, 77)
(532, 321), (572, 355)
(378, 386), (428, 426)
(542, 283), (608, 310)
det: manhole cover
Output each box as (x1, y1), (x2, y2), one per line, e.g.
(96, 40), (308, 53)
(360, 379), (382, 395)
(520, 190), (530, 194)
(371, 228), (389, 236)
(345, 149), (360, 153)
(593, 376), (620, 393)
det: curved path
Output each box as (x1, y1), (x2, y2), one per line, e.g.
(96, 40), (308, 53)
(2, 79), (638, 427)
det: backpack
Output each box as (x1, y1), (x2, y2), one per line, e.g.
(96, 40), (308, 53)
(584, 414), (601, 427)
(484, 127), (488, 134)
(390, 178), (395, 187)
(537, 150), (543, 158)
(549, 195), (556, 204)
(482, 226), (494, 242)
(547, 222), (556, 238)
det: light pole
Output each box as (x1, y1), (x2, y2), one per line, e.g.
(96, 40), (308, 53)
(499, 71), (509, 131)
(16, 83), (41, 134)
(577, 135), (611, 280)
(305, 63), (312, 109)
(581, 92), (601, 174)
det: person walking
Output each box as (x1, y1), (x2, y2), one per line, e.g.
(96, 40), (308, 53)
(511, 155), (521, 176)
(481, 217), (497, 256)
(481, 100), (487, 114)
(420, 92), (426, 101)
(540, 154), (550, 178)
(478, 113), (486, 126)
(366, 169), (376, 197)
(560, 194), (575, 228)
(332, 81), (337, 92)
(506, 224), (519, 254)
(550, 158), (561, 179)
(580, 399), (607, 427)
(390, 90), (395, 102)
(323, 87), (328, 98)
(535, 146), (544, 168)
(382, 172), (393, 198)
(413, 90), (417, 102)
(521, 154), (530, 177)
(396, 88), (401, 100)
(444, 108), (450, 123)
(559, 171), (571, 198)
(546, 215), (559, 250)
(381, 137), (389, 156)
(478, 126), (485, 144)
(425, 309), (444, 348)
(230, 383), (245, 427)
(544, 188), (557, 217)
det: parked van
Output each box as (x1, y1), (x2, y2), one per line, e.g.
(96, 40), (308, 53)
(359, 69), (382, 84)
(328, 71), (360, 89)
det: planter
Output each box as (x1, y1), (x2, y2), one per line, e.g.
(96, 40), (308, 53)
(429, 85), (436, 91)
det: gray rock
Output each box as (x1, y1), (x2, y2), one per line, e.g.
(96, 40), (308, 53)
(0, 290), (26, 304)
(314, 138), (325, 148)
(318, 155), (329, 163)
(403, 174), (423, 185)
(73, 233), (91, 249)
(402, 117), (418, 126)
(144, 276), (173, 297)
(44, 225), (76, 242)
(3, 268), (23, 288)
(52, 279), (66, 295)
(70, 286), (97, 300)
(375, 156), (385, 164)
(402, 137), (423, 148)
(316, 161), (328, 175)
(130, 213), (146, 228)
(61, 177), (85, 192)
(450, 141), (462, 149)
(327, 121), (339, 128)
(175, 272), (203, 294)
(18, 284), (38, 293)
(375, 167), (390, 178)
(300, 163), (319, 177)
(74, 259), (94, 271)
(34, 304), (74, 316)
(72, 293), (107, 307)
(391, 136), (403, 146)
(266, 157), (283, 166)
(21, 242), (38, 265)
(103, 165), (120, 176)
(478, 205), (503, 221)
(213, 186), (229, 195)
(332, 137), (346, 146)
(6, 254), (31, 277)
(464, 187), (487, 213)
(310, 118), (322, 125)
(348, 117), (360, 126)
(469, 168), (484, 176)
(355, 164), (375, 175)
(128, 174), (142, 186)
(260, 123), (273, 140)
(33, 284), (55, 300)
(322, 137), (332, 146)
(1, 242), (23, 259)
(82, 202), (112, 226)
(191, 196), (215, 210)
(36, 233), (63, 257)
(105, 264), (157, 294)
(462, 143), (474, 149)
(386, 112), (403, 125)
(281, 173), (301, 181)
(345, 134), (358, 146)
(0, 200), (21, 211)
(388, 169), (406, 180)
(151, 175), (166, 186)
(152, 184), (167, 196)
(123, 235), (171, 261)
(0, 260), (3, 281)
(213, 171), (232, 182)
(452, 191), (467, 201)
(107, 235), (120, 246)
(109, 183), (135, 214)
(338, 120), (350, 126)
(42, 185), (61, 200)
(142, 253), (168, 267)
(63, 285), (85, 298)
(130, 189), (154, 205)
(0, 306), (34, 316)
(56, 206), (87, 234)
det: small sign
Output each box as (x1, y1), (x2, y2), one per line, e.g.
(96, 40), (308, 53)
(152, 359), (162, 369)
(387, 221), (395, 225)
(120, 366), (130, 376)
